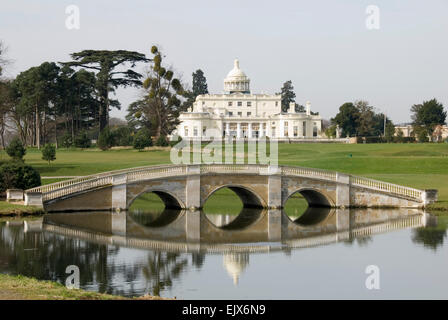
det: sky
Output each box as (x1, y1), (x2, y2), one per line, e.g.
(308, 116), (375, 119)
(1, 0), (447, 124)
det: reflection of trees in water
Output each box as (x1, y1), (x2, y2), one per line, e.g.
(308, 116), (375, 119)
(0, 224), (120, 294)
(141, 251), (189, 296)
(344, 236), (373, 247)
(0, 223), (207, 298)
(412, 227), (447, 251)
(192, 253), (205, 268)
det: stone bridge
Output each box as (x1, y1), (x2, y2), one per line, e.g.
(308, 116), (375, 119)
(23, 164), (436, 212)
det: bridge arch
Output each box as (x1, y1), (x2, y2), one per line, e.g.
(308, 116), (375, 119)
(202, 184), (266, 209)
(128, 208), (183, 228)
(284, 188), (334, 208)
(127, 188), (185, 210)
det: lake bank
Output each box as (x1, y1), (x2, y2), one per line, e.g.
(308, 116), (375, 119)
(0, 201), (44, 217)
(0, 274), (166, 300)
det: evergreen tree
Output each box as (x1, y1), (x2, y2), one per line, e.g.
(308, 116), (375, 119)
(6, 137), (26, 161)
(41, 143), (56, 164)
(331, 102), (360, 137)
(133, 127), (152, 151)
(411, 98), (446, 136)
(277, 80), (296, 113)
(384, 122), (395, 142)
(62, 50), (150, 132)
(192, 69), (208, 96)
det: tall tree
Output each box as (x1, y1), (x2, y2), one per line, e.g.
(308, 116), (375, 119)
(62, 50), (150, 132)
(355, 100), (376, 136)
(331, 102), (360, 137)
(277, 80), (296, 112)
(192, 69), (208, 97)
(411, 99), (446, 136)
(127, 46), (185, 139)
(0, 40), (8, 77)
(13, 62), (60, 148)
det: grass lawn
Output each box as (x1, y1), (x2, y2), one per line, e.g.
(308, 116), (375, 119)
(0, 274), (164, 300)
(0, 201), (44, 216)
(2, 143), (447, 211)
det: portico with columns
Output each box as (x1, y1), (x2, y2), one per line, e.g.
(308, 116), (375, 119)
(174, 59), (323, 141)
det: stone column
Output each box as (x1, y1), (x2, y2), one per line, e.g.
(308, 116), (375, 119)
(248, 123), (252, 139)
(335, 208), (350, 241)
(186, 209), (201, 243)
(237, 122), (241, 139)
(267, 166), (282, 208)
(259, 123), (264, 137)
(24, 192), (43, 208)
(336, 173), (350, 208)
(186, 165), (201, 209)
(111, 211), (126, 236)
(226, 122), (230, 136)
(112, 173), (127, 211)
(267, 209), (282, 242)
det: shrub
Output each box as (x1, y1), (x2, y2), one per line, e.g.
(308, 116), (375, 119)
(170, 136), (182, 147)
(356, 136), (385, 144)
(41, 144), (56, 164)
(133, 128), (152, 151)
(97, 127), (114, 150)
(60, 133), (73, 148)
(0, 161), (41, 192)
(5, 137), (26, 161)
(74, 131), (91, 148)
(417, 130), (429, 143)
(113, 127), (133, 146)
(155, 135), (169, 147)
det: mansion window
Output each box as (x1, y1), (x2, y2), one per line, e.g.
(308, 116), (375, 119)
(302, 121), (306, 136)
(313, 126), (318, 137)
(228, 111), (233, 116)
(203, 127), (207, 135)
(275, 101), (278, 106)
(284, 121), (289, 137)
(293, 126), (298, 137)
(238, 112), (242, 116)
(184, 127), (189, 136)
(237, 101), (242, 106)
(228, 101), (233, 106)
(247, 101), (252, 107)
(271, 127), (276, 137)
(193, 127), (198, 137)
(247, 112), (251, 116)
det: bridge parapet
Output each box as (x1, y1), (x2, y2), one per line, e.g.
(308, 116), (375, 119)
(350, 175), (423, 200)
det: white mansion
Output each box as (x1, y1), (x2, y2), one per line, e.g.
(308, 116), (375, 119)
(174, 59), (324, 141)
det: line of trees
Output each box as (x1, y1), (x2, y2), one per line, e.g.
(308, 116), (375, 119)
(0, 41), (209, 150)
(327, 99), (446, 143)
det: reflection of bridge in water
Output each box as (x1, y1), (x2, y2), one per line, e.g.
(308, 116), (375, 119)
(36, 208), (428, 254)
(19, 208), (430, 286)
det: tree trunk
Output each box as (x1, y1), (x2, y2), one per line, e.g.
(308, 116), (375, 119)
(35, 105), (40, 149)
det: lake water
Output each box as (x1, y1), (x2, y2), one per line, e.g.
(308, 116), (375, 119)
(0, 207), (447, 299)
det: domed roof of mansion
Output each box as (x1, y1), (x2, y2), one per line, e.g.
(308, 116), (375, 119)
(224, 59), (250, 94)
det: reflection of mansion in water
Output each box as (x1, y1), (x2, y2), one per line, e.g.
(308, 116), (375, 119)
(174, 59), (324, 141)
(223, 252), (249, 286)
